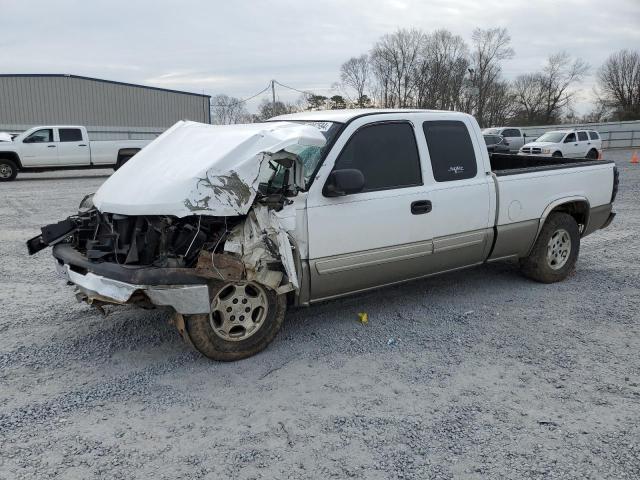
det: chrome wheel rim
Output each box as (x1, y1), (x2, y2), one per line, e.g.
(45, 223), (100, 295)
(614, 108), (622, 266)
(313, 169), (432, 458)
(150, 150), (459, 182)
(209, 282), (268, 342)
(547, 228), (571, 270)
(0, 164), (12, 179)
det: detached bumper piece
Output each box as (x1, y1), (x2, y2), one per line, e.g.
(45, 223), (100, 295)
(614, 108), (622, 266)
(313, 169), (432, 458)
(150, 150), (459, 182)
(27, 218), (77, 255)
(55, 261), (211, 315)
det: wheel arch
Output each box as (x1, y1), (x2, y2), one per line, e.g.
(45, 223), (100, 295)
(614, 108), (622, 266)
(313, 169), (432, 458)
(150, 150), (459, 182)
(533, 196), (590, 247)
(0, 151), (22, 169)
(117, 147), (141, 160)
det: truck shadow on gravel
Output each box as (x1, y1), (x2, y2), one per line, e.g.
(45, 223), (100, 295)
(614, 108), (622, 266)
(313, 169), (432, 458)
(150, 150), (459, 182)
(1, 260), (530, 375)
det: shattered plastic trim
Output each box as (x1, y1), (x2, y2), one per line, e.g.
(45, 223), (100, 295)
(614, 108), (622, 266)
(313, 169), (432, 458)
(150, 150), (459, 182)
(223, 204), (299, 292)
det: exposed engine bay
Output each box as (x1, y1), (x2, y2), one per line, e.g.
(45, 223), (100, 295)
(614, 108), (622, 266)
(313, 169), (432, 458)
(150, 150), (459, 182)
(25, 120), (329, 326)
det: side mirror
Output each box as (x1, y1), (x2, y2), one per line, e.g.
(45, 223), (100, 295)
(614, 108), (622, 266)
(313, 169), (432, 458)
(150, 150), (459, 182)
(323, 169), (365, 197)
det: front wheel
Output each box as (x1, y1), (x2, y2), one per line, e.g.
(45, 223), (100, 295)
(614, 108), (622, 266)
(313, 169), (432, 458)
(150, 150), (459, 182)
(520, 212), (580, 283)
(0, 159), (18, 181)
(184, 281), (286, 361)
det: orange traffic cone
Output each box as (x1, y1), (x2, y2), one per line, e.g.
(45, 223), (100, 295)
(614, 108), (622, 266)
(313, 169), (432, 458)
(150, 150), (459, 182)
(632, 151), (639, 164)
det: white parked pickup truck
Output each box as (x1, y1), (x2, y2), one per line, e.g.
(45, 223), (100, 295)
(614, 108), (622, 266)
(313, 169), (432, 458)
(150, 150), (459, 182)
(27, 109), (618, 361)
(482, 126), (527, 152)
(0, 125), (151, 181)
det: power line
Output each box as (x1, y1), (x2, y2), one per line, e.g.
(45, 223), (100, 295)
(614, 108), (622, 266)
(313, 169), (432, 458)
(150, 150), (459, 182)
(209, 79), (325, 109)
(210, 83), (272, 107)
(273, 80), (315, 97)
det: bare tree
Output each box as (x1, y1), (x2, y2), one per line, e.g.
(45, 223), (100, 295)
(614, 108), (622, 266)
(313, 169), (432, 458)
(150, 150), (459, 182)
(512, 73), (546, 124)
(210, 94), (250, 125)
(597, 49), (640, 120)
(255, 98), (298, 121)
(340, 55), (370, 106)
(538, 52), (590, 123)
(469, 28), (514, 126)
(370, 29), (425, 107)
(414, 29), (469, 110)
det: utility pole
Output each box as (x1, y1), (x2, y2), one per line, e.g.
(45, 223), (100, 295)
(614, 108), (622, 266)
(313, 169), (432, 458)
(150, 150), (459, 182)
(271, 80), (276, 116)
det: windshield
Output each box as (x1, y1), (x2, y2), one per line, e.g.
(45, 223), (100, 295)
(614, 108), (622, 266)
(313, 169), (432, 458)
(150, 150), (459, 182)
(260, 121), (341, 192)
(483, 135), (500, 145)
(536, 132), (566, 143)
(291, 121), (341, 187)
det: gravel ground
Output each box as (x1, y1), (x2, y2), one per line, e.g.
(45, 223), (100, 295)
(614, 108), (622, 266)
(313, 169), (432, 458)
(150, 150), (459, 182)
(1, 151), (639, 479)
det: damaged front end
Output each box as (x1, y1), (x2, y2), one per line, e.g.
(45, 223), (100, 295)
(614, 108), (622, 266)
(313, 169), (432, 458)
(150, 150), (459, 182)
(27, 120), (328, 317)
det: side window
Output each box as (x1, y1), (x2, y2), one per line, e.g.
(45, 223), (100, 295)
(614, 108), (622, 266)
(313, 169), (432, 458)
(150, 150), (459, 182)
(25, 129), (53, 143)
(502, 128), (520, 137)
(577, 131), (588, 141)
(59, 128), (83, 142)
(564, 133), (576, 143)
(333, 122), (422, 192)
(589, 131), (600, 140)
(422, 120), (478, 182)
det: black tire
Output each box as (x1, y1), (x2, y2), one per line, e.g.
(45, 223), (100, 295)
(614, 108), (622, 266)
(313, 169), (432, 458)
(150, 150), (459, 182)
(552, 151), (563, 158)
(0, 158), (18, 181)
(520, 212), (580, 283)
(185, 282), (286, 361)
(586, 148), (598, 159)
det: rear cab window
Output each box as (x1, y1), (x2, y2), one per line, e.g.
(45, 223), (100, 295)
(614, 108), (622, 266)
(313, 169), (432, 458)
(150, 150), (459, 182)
(59, 128), (83, 142)
(589, 131), (600, 140)
(332, 121), (422, 192)
(422, 120), (478, 182)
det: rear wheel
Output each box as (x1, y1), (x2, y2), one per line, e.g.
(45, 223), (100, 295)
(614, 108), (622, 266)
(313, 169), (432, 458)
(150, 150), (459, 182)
(184, 281), (286, 361)
(520, 212), (580, 283)
(114, 156), (132, 171)
(0, 159), (18, 181)
(586, 148), (598, 159)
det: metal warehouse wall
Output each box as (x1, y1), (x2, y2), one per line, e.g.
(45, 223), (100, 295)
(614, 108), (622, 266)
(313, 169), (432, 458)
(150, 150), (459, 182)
(0, 74), (210, 138)
(519, 120), (640, 149)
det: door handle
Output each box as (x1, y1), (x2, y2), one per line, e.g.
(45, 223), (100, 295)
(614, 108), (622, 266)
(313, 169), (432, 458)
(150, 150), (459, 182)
(47, 145), (56, 148)
(78, 144), (87, 147)
(411, 200), (432, 215)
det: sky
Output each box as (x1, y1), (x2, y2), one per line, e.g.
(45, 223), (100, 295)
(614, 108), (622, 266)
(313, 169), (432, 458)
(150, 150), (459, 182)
(1, 0), (639, 114)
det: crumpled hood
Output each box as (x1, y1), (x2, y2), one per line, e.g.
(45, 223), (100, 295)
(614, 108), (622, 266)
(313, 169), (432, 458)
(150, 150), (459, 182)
(93, 120), (326, 217)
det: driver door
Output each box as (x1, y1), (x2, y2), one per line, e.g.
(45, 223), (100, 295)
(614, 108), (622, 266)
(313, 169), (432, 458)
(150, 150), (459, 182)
(306, 117), (436, 301)
(21, 128), (58, 166)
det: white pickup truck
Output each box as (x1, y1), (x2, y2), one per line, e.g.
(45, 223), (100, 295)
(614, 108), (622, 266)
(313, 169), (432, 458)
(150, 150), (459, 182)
(27, 109), (618, 361)
(0, 125), (150, 181)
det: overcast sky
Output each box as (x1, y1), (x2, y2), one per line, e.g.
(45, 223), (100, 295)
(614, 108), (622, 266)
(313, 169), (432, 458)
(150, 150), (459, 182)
(2, 0), (639, 114)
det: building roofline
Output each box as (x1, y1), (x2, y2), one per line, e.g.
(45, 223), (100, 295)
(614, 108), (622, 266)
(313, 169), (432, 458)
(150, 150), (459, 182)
(0, 74), (211, 99)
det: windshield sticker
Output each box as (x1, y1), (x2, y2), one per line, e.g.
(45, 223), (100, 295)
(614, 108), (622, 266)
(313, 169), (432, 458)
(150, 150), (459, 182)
(448, 166), (465, 174)
(304, 121), (332, 132)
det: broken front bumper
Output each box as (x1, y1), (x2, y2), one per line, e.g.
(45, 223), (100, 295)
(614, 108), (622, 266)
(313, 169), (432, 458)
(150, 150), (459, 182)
(52, 244), (211, 314)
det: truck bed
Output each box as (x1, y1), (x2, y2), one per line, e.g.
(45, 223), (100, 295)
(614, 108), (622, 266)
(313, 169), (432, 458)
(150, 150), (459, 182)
(489, 153), (613, 176)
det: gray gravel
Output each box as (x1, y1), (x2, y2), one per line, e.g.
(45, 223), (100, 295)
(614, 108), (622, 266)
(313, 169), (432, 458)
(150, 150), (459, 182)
(1, 153), (639, 479)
